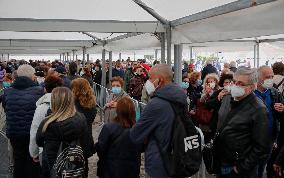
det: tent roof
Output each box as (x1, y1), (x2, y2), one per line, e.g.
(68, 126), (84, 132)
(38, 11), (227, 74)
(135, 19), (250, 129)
(0, 0), (283, 55)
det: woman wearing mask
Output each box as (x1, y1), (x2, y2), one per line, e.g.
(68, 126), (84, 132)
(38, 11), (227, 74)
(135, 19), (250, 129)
(187, 72), (203, 114)
(71, 78), (97, 156)
(180, 76), (191, 112)
(104, 77), (128, 123)
(96, 96), (143, 178)
(36, 87), (92, 178)
(199, 73), (220, 143)
(204, 74), (233, 135)
(129, 66), (145, 101)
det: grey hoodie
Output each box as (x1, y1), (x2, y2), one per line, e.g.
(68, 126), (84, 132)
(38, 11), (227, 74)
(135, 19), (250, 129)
(130, 83), (187, 177)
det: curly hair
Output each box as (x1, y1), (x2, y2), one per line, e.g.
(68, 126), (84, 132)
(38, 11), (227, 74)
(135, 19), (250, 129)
(44, 75), (64, 93)
(111, 77), (124, 87)
(188, 72), (201, 84)
(71, 78), (96, 109)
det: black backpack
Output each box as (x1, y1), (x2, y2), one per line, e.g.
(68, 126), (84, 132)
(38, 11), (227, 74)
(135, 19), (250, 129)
(52, 140), (85, 178)
(154, 98), (202, 177)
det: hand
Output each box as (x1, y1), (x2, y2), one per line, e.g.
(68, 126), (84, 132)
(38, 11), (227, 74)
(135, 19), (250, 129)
(110, 101), (117, 108)
(33, 157), (40, 163)
(233, 166), (239, 174)
(218, 90), (226, 101)
(189, 110), (196, 115)
(205, 85), (212, 95)
(273, 164), (282, 176)
(273, 143), (278, 150)
(274, 103), (284, 112)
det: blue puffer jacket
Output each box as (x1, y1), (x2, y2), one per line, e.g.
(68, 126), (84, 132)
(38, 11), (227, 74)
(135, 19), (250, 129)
(130, 83), (187, 177)
(3, 76), (44, 138)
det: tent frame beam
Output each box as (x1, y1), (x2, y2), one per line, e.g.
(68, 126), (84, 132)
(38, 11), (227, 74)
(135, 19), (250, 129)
(171, 0), (277, 27)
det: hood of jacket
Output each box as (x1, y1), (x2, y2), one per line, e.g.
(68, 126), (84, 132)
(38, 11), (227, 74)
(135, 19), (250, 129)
(153, 83), (187, 106)
(36, 93), (51, 107)
(12, 76), (37, 90)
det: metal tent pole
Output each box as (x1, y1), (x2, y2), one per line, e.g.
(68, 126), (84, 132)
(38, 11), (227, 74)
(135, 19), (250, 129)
(101, 49), (106, 88)
(109, 51), (113, 83)
(166, 27), (172, 65)
(155, 49), (158, 60)
(82, 47), (86, 66)
(256, 42), (260, 67)
(189, 46), (193, 63)
(254, 44), (257, 68)
(161, 32), (166, 64)
(59, 54), (62, 61)
(7, 54), (9, 61)
(72, 50), (75, 61)
(87, 54), (90, 64)
(119, 53), (122, 60)
(174, 44), (183, 84)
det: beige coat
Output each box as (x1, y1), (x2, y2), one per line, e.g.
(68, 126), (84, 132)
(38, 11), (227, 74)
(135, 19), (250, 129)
(104, 91), (128, 123)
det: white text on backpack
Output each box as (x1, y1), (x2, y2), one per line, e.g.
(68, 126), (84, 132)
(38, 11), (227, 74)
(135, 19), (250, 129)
(184, 135), (200, 152)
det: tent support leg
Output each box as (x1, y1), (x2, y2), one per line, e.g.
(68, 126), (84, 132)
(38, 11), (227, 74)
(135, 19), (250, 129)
(166, 27), (172, 65)
(174, 44), (183, 84)
(109, 51), (113, 84)
(161, 32), (166, 64)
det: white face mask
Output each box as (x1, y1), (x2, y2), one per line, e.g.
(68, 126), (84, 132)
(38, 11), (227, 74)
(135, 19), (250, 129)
(224, 85), (231, 92)
(145, 80), (156, 95)
(80, 71), (84, 76)
(230, 85), (245, 99)
(209, 82), (216, 89)
(262, 79), (273, 89)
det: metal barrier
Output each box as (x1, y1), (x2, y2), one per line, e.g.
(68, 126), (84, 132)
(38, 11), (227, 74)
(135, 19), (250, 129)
(0, 104), (13, 178)
(93, 82), (147, 122)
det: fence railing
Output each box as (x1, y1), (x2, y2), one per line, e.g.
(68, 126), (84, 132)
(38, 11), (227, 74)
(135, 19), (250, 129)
(93, 82), (147, 122)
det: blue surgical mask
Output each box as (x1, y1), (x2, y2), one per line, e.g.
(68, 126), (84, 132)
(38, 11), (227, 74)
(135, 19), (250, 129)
(3, 81), (11, 88)
(196, 79), (203, 86)
(112, 87), (122, 94)
(180, 82), (189, 89)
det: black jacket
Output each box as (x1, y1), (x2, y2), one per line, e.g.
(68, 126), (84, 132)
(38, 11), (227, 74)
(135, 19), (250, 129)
(36, 112), (93, 178)
(95, 123), (143, 178)
(3, 76), (44, 138)
(75, 100), (97, 154)
(205, 89), (223, 133)
(269, 88), (284, 145)
(187, 83), (203, 111)
(216, 94), (272, 175)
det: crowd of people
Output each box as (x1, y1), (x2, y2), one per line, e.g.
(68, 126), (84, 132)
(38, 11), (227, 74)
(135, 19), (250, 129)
(1, 58), (284, 178)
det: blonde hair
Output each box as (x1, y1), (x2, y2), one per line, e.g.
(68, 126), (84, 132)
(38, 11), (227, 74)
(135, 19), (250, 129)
(42, 87), (76, 132)
(203, 73), (220, 90)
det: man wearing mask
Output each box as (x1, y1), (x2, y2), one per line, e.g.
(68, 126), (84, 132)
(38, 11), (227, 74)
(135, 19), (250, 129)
(112, 60), (124, 79)
(254, 66), (284, 178)
(216, 67), (272, 178)
(130, 64), (187, 178)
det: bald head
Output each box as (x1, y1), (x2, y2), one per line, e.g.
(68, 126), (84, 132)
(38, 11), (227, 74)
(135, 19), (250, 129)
(150, 64), (173, 82)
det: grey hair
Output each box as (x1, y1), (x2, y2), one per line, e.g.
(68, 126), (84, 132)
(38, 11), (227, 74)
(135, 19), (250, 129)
(257, 65), (271, 80)
(234, 67), (258, 84)
(17, 64), (35, 79)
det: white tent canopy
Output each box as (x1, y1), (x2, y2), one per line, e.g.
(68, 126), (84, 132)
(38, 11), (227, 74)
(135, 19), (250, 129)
(0, 0), (283, 56)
